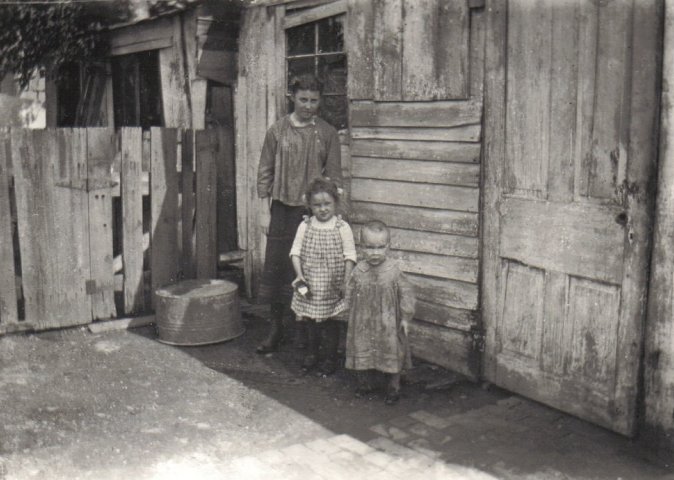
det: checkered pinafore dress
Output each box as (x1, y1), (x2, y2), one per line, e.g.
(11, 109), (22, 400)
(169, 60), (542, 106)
(291, 217), (347, 321)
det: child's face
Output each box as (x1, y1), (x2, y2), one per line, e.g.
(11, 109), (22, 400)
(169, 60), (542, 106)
(291, 89), (320, 121)
(309, 191), (336, 222)
(361, 229), (389, 266)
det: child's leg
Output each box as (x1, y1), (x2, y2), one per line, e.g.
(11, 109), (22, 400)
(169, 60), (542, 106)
(256, 302), (285, 354)
(385, 373), (401, 405)
(354, 370), (375, 398)
(318, 320), (340, 375)
(301, 318), (319, 371)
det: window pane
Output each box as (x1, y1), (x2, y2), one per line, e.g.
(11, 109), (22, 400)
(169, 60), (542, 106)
(112, 55), (138, 127)
(287, 23), (315, 56)
(287, 57), (315, 90)
(318, 55), (346, 95)
(138, 51), (162, 128)
(320, 95), (348, 130)
(318, 15), (344, 53)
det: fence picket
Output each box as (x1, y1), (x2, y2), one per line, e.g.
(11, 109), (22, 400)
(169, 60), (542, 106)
(195, 129), (218, 279)
(121, 128), (145, 314)
(150, 127), (180, 297)
(87, 128), (117, 320)
(181, 130), (196, 278)
(0, 130), (18, 325)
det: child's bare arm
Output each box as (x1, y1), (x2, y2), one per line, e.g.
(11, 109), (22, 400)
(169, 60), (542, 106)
(398, 272), (416, 334)
(343, 260), (355, 294)
(291, 255), (305, 285)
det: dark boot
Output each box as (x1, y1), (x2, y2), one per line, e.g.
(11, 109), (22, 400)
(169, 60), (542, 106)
(385, 373), (401, 405)
(318, 320), (340, 375)
(301, 319), (319, 371)
(256, 304), (285, 354)
(354, 370), (376, 399)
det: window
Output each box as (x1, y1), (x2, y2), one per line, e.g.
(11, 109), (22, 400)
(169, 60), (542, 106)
(56, 63), (81, 127)
(286, 15), (347, 130)
(111, 51), (163, 128)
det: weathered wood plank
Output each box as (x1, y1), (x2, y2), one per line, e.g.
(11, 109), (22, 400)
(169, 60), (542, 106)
(87, 128), (117, 320)
(481, 0), (507, 379)
(350, 100), (482, 128)
(54, 129), (92, 327)
(415, 300), (477, 332)
(195, 129), (218, 279)
(582, 0), (631, 202)
(353, 224), (478, 258)
(408, 273), (478, 311)
(109, 16), (173, 56)
(346, 0), (374, 99)
(401, 0), (468, 100)
(0, 131), (18, 324)
(351, 179), (479, 212)
(541, 271), (570, 375)
(409, 321), (478, 379)
(351, 157), (480, 187)
(373, 0), (403, 100)
(158, 17), (190, 128)
(181, 130), (196, 279)
(150, 128), (179, 295)
(389, 249), (478, 283)
(547, 1), (578, 202)
(216, 127), (238, 254)
(351, 139), (480, 163)
(629, 0), (664, 443)
(504, 0), (552, 196)
(499, 197), (625, 285)
(351, 125), (481, 142)
(351, 201), (478, 237)
(121, 128), (145, 314)
(469, 6), (486, 98)
(283, 0), (346, 28)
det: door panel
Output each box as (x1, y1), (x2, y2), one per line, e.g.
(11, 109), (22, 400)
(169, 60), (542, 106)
(482, 0), (660, 435)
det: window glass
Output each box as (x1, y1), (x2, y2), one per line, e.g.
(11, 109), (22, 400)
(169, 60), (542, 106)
(318, 16), (344, 53)
(286, 14), (347, 131)
(112, 51), (162, 128)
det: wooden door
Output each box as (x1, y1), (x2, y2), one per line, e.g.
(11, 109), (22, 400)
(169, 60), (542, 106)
(482, 0), (661, 435)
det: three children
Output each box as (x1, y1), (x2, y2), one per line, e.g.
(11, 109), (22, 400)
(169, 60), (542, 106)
(287, 177), (415, 404)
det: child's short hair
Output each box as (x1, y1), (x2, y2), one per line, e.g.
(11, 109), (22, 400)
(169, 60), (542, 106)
(305, 177), (340, 204)
(361, 220), (390, 243)
(290, 74), (323, 94)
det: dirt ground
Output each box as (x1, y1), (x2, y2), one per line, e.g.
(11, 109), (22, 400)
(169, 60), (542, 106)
(0, 303), (672, 480)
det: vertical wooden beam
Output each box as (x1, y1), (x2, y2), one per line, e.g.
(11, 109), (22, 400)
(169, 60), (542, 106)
(480, 0), (507, 380)
(346, 0), (374, 99)
(159, 16), (191, 128)
(469, 6), (486, 99)
(150, 127), (179, 295)
(0, 129), (18, 325)
(181, 129), (196, 279)
(121, 127), (144, 314)
(87, 128), (117, 320)
(373, 0), (403, 101)
(217, 126), (237, 253)
(644, 0), (672, 459)
(195, 129), (218, 279)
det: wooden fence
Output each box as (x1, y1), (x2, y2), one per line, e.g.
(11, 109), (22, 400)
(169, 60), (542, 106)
(0, 127), (234, 334)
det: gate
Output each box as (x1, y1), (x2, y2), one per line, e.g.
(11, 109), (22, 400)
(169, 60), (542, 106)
(0, 127), (231, 334)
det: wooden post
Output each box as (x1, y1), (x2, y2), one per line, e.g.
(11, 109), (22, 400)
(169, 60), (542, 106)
(644, 0), (674, 459)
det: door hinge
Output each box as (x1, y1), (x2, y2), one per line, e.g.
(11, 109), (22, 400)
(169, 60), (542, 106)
(56, 178), (118, 192)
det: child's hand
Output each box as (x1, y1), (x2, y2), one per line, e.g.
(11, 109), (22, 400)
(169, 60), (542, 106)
(292, 275), (306, 289)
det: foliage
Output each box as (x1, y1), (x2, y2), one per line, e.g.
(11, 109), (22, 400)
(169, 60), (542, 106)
(0, 1), (131, 89)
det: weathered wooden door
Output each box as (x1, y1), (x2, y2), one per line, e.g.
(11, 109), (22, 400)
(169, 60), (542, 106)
(482, 0), (661, 435)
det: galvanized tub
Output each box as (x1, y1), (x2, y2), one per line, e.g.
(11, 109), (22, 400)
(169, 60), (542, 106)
(154, 279), (244, 346)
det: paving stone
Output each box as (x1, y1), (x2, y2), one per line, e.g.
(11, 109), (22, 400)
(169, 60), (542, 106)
(330, 433), (376, 455)
(409, 410), (453, 429)
(282, 443), (318, 465)
(406, 438), (442, 458)
(229, 456), (275, 480)
(408, 422), (432, 437)
(256, 448), (287, 465)
(367, 436), (428, 460)
(369, 424), (389, 437)
(363, 450), (395, 469)
(305, 437), (343, 455)
(388, 415), (418, 429)
(387, 426), (410, 440)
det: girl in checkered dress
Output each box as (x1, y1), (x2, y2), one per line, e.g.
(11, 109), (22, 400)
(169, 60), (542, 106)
(290, 178), (356, 374)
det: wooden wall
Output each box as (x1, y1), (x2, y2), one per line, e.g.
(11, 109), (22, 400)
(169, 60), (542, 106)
(345, 0), (486, 378)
